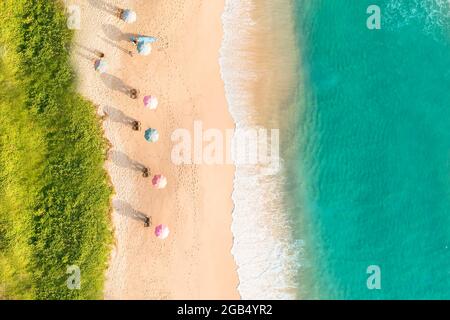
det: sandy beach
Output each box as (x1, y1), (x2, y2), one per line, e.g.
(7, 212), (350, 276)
(71, 0), (239, 299)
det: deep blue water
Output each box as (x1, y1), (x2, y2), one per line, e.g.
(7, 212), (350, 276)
(292, 0), (450, 299)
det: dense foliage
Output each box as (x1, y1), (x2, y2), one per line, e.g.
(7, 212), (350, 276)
(0, 0), (113, 299)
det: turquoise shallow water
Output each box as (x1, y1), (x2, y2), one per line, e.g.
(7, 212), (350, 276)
(291, 0), (450, 299)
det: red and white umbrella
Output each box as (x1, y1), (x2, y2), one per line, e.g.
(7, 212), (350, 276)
(94, 59), (108, 73)
(143, 95), (158, 110)
(155, 224), (169, 239)
(152, 174), (167, 189)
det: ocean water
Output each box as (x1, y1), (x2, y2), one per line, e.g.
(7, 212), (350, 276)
(293, 0), (450, 299)
(221, 0), (450, 299)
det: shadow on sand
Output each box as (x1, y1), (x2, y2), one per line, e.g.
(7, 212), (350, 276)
(113, 199), (151, 225)
(98, 36), (133, 56)
(102, 24), (133, 42)
(102, 105), (135, 125)
(75, 50), (93, 62)
(74, 42), (104, 57)
(88, 0), (120, 17)
(100, 74), (133, 95)
(109, 150), (148, 173)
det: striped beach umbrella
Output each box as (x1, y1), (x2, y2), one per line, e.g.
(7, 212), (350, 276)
(155, 224), (170, 239)
(140, 36), (157, 44)
(121, 9), (137, 23)
(137, 43), (152, 56)
(130, 36), (158, 45)
(144, 128), (159, 143)
(143, 95), (158, 110)
(152, 174), (167, 189)
(94, 59), (107, 73)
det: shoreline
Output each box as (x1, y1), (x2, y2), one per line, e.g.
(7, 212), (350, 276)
(220, 0), (301, 299)
(71, 0), (239, 299)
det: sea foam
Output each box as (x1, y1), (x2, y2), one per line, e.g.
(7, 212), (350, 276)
(219, 0), (301, 299)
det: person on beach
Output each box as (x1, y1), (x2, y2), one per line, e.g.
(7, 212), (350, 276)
(142, 167), (150, 178)
(97, 105), (108, 120)
(129, 88), (139, 99)
(144, 216), (151, 228)
(131, 120), (141, 131)
(95, 51), (105, 58)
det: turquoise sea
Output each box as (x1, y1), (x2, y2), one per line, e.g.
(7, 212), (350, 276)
(291, 0), (450, 299)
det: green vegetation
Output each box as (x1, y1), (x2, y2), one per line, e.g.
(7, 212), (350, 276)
(0, 0), (113, 299)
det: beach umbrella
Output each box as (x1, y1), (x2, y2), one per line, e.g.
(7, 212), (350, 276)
(137, 43), (152, 56)
(130, 36), (158, 45)
(121, 9), (137, 23)
(94, 59), (107, 73)
(138, 36), (158, 44)
(152, 174), (168, 189)
(143, 95), (158, 110)
(144, 128), (159, 143)
(155, 224), (170, 239)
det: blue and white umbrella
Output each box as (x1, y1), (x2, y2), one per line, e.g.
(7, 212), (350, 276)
(130, 36), (158, 45)
(121, 9), (137, 23)
(94, 59), (108, 73)
(137, 42), (152, 56)
(137, 36), (157, 44)
(131, 36), (158, 56)
(145, 128), (159, 143)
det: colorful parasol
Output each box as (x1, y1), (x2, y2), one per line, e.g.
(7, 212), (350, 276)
(143, 95), (159, 110)
(155, 224), (170, 239)
(144, 128), (159, 143)
(152, 174), (168, 189)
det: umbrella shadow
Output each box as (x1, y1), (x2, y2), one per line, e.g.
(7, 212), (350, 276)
(98, 36), (133, 56)
(109, 150), (147, 173)
(75, 50), (93, 62)
(100, 74), (133, 95)
(88, 0), (120, 16)
(74, 42), (104, 58)
(102, 24), (133, 42)
(113, 199), (151, 224)
(102, 105), (137, 128)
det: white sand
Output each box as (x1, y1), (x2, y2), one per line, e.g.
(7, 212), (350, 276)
(70, 0), (239, 299)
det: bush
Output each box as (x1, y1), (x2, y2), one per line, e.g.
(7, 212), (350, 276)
(0, 0), (113, 299)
